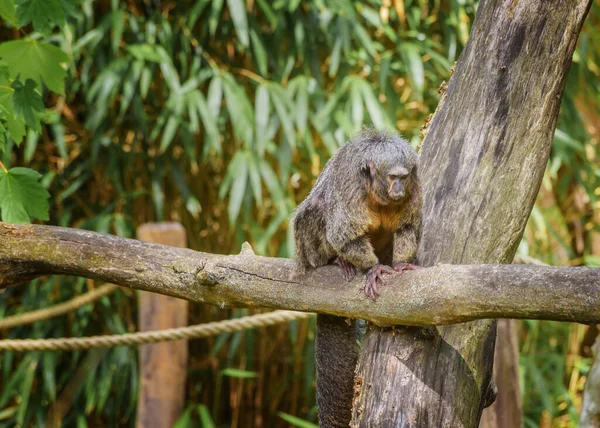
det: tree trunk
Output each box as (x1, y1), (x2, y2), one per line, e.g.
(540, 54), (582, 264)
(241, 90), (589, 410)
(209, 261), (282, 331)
(479, 319), (522, 428)
(580, 336), (600, 428)
(136, 223), (189, 428)
(352, 0), (592, 426)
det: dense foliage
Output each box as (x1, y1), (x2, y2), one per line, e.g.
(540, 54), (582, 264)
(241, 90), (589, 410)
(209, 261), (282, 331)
(0, 0), (599, 426)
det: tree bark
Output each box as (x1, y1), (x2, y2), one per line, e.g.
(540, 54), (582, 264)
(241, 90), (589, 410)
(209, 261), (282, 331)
(352, 0), (592, 426)
(580, 336), (600, 428)
(136, 223), (189, 428)
(1, 222), (600, 326)
(479, 319), (522, 428)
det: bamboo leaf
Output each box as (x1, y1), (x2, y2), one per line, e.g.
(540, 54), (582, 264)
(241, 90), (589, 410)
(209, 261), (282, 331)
(255, 84), (270, 155)
(227, 0), (249, 48)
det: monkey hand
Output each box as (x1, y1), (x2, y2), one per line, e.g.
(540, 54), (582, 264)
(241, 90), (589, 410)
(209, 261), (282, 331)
(335, 257), (357, 281)
(393, 262), (421, 272)
(364, 264), (395, 301)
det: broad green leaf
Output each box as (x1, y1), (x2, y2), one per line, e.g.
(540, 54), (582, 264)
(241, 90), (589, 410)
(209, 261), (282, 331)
(278, 412), (319, 428)
(0, 166), (50, 223)
(0, 40), (69, 94)
(220, 368), (258, 378)
(0, 0), (17, 25)
(227, 0), (249, 48)
(0, 121), (6, 151)
(11, 79), (44, 131)
(0, 79), (26, 143)
(16, 0), (65, 33)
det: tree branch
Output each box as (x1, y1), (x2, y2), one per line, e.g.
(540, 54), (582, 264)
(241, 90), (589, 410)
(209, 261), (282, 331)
(1, 222), (599, 326)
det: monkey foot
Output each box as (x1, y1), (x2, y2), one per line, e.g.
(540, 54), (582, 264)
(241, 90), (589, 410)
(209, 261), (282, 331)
(364, 264), (395, 301)
(393, 262), (421, 272)
(335, 257), (357, 281)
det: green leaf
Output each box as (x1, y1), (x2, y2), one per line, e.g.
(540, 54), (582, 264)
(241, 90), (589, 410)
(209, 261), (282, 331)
(220, 368), (258, 378)
(354, 24), (377, 57)
(269, 84), (296, 148)
(0, 166), (50, 223)
(278, 412), (319, 428)
(197, 404), (216, 428)
(400, 43), (424, 100)
(250, 28), (268, 75)
(11, 78), (44, 131)
(126, 43), (163, 63)
(0, 121), (6, 152)
(227, 154), (248, 225)
(0, 0), (17, 25)
(0, 40), (69, 94)
(173, 405), (192, 428)
(328, 37), (342, 77)
(16, 0), (65, 33)
(16, 357), (38, 425)
(0, 79), (26, 143)
(247, 153), (262, 205)
(111, 9), (125, 53)
(254, 84), (270, 154)
(226, 0), (249, 48)
(209, 0), (224, 37)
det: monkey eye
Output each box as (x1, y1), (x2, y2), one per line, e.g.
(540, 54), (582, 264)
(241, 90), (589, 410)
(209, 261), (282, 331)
(388, 173), (407, 180)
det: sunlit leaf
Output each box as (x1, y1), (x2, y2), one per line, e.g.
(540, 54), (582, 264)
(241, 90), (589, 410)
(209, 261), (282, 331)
(227, 0), (249, 48)
(221, 368), (258, 378)
(0, 40), (69, 94)
(0, 0), (17, 25)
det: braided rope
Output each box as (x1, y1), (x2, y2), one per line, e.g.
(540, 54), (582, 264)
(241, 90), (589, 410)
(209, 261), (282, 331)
(0, 284), (118, 330)
(0, 310), (314, 352)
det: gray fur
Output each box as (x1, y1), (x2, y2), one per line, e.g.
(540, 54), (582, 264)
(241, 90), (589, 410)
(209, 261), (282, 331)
(292, 130), (422, 428)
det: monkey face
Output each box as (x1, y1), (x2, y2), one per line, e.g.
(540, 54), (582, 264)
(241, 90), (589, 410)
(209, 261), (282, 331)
(365, 162), (412, 205)
(386, 166), (410, 201)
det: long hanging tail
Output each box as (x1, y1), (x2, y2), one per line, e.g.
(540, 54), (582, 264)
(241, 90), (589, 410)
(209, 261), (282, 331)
(316, 314), (358, 428)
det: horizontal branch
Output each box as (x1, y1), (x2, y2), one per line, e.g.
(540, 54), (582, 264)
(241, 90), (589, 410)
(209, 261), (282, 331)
(1, 222), (599, 326)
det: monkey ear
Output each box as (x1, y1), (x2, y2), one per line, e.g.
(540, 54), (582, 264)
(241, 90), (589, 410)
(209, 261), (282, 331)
(360, 161), (376, 181)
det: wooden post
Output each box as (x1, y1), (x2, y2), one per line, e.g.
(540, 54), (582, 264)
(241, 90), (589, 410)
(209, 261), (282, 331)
(136, 222), (189, 428)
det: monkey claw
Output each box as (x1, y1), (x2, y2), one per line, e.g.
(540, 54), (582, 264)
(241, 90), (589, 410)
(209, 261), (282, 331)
(364, 264), (396, 301)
